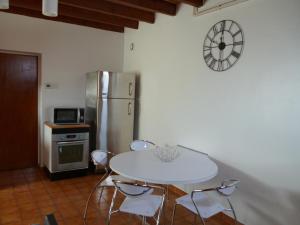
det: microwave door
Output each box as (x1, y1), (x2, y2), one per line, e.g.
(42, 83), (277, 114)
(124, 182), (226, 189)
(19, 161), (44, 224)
(54, 108), (79, 124)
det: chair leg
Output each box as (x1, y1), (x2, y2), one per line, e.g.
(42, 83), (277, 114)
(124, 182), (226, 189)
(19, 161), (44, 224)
(166, 185), (169, 200)
(197, 214), (206, 225)
(107, 187), (118, 225)
(83, 178), (105, 222)
(98, 186), (105, 204)
(192, 198), (206, 225)
(156, 194), (166, 225)
(227, 198), (238, 225)
(171, 203), (178, 225)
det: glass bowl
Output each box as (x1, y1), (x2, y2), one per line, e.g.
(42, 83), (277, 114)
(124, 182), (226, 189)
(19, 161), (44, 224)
(153, 145), (180, 162)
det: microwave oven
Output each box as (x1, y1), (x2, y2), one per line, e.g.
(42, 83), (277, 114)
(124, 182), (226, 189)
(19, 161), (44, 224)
(51, 107), (85, 124)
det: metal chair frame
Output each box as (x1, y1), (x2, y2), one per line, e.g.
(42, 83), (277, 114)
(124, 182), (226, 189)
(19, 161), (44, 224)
(83, 150), (116, 224)
(171, 179), (240, 225)
(107, 180), (166, 225)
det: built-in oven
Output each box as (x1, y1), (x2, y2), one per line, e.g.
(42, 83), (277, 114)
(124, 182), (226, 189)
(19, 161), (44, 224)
(51, 132), (89, 172)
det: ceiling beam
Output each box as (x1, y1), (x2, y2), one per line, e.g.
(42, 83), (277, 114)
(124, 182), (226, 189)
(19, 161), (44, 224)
(60, 4), (138, 29)
(177, 0), (204, 7)
(60, 0), (155, 24)
(0, 6), (124, 32)
(10, 0), (138, 29)
(105, 0), (177, 16)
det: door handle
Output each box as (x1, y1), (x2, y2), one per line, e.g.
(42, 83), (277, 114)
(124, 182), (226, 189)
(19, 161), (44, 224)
(129, 82), (133, 96)
(128, 102), (132, 115)
(57, 141), (86, 145)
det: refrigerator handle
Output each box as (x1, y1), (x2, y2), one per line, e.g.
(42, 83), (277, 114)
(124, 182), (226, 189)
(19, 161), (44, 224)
(129, 82), (133, 96)
(128, 102), (132, 115)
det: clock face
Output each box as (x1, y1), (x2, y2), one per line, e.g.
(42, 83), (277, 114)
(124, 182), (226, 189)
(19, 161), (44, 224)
(203, 20), (244, 72)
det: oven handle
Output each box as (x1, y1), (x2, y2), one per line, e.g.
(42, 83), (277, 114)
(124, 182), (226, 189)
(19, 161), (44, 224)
(57, 140), (87, 145)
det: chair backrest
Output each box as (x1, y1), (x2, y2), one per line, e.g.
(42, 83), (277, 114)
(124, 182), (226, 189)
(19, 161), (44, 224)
(113, 180), (153, 197)
(217, 179), (240, 196)
(113, 180), (165, 198)
(91, 149), (114, 168)
(130, 140), (155, 151)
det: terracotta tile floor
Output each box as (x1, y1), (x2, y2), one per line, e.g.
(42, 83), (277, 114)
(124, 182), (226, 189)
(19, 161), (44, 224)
(0, 168), (230, 225)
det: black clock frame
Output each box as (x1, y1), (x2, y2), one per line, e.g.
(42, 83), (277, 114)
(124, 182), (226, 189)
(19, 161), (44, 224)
(203, 20), (244, 72)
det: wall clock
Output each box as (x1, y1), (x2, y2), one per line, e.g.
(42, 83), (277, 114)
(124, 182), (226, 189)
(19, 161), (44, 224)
(203, 20), (244, 72)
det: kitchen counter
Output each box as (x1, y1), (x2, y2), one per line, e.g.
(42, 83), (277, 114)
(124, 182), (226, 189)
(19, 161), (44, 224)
(44, 122), (90, 129)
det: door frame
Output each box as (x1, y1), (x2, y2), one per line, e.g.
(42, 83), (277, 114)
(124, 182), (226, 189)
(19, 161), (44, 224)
(0, 49), (42, 166)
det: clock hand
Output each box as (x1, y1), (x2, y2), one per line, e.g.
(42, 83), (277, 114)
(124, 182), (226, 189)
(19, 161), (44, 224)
(218, 50), (224, 71)
(207, 36), (219, 45)
(222, 26), (225, 41)
(220, 21), (225, 43)
(212, 39), (219, 45)
(219, 49), (223, 61)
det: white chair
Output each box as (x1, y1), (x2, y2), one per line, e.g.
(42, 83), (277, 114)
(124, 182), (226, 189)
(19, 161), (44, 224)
(130, 140), (155, 151)
(107, 180), (166, 225)
(83, 150), (133, 223)
(171, 179), (240, 225)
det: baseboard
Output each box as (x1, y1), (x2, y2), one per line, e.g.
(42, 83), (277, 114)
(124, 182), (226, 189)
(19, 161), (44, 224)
(168, 185), (244, 225)
(43, 167), (88, 181)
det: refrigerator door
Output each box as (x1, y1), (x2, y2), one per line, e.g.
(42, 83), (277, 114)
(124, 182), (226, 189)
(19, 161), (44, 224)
(96, 99), (135, 154)
(98, 71), (135, 99)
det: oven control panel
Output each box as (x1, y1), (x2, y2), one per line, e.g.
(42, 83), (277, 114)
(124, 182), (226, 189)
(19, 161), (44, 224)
(52, 132), (89, 142)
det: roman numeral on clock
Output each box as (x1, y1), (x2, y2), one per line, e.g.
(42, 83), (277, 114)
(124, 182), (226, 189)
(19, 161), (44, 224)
(217, 60), (224, 71)
(204, 53), (213, 62)
(213, 25), (218, 36)
(231, 51), (241, 59)
(209, 59), (217, 69)
(233, 30), (242, 37)
(203, 46), (212, 51)
(220, 20), (226, 33)
(234, 41), (243, 46)
(226, 58), (232, 67)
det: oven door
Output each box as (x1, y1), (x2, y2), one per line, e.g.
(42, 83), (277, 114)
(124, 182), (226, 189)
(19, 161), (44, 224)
(52, 140), (89, 172)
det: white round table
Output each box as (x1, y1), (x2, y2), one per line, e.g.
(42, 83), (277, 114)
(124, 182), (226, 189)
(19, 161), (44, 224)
(110, 147), (218, 185)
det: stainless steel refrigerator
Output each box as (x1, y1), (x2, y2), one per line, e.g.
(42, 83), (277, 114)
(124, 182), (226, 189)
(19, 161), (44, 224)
(85, 71), (136, 155)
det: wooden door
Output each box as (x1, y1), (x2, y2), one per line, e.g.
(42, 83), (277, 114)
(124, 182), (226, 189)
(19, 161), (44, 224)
(0, 52), (38, 170)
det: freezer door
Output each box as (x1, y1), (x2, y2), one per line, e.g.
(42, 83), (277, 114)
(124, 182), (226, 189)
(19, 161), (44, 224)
(98, 71), (136, 99)
(96, 99), (135, 154)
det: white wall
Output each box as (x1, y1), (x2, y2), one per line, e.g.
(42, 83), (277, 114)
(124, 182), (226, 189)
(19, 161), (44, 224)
(0, 12), (124, 163)
(123, 0), (300, 224)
